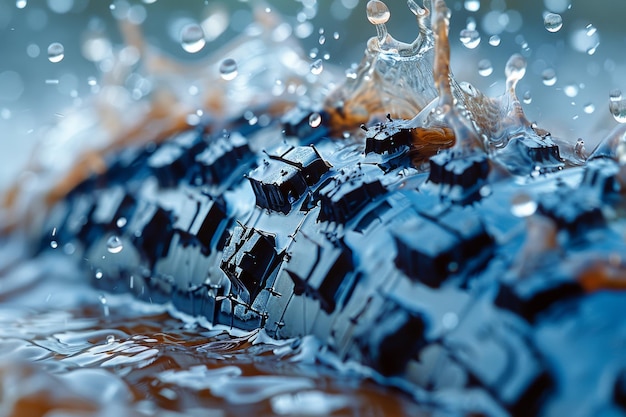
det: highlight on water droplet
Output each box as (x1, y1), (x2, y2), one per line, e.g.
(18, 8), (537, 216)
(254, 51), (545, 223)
(308, 112), (322, 128)
(542, 68), (557, 86)
(477, 59), (493, 77)
(366, 0), (390, 25)
(180, 23), (206, 53)
(460, 29), (481, 49)
(563, 84), (578, 97)
(47, 42), (65, 63)
(310, 58), (323, 75)
(583, 103), (595, 114)
(523, 91), (532, 104)
(106, 235), (124, 254)
(543, 13), (563, 33)
(511, 193), (538, 217)
(464, 0), (480, 12)
(219, 58), (238, 80)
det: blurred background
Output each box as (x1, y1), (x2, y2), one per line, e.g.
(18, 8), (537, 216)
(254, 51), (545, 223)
(1, 0), (625, 190)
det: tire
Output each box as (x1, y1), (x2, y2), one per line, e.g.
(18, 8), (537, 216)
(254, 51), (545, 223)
(38, 106), (626, 417)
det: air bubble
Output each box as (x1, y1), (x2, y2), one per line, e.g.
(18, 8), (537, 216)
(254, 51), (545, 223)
(219, 58), (238, 80)
(478, 59), (493, 77)
(106, 235), (124, 254)
(180, 24), (206, 53)
(543, 13), (562, 32)
(309, 112), (322, 128)
(310, 59), (323, 75)
(47, 42), (64, 63)
(366, 0), (390, 25)
(511, 194), (538, 217)
(542, 68), (557, 86)
(459, 29), (480, 49)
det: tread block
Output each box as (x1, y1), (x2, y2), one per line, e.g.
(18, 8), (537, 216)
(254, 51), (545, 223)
(194, 131), (251, 186)
(220, 225), (280, 304)
(495, 274), (583, 322)
(356, 301), (427, 376)
(317, 176), (386, 224)
(128, 201), (173, 265)
(90, 186), (136, 228)
(428, 151), (490, 190)
(581, 158), (620, 196)
(147, 143), (190, 187)
(286, 234), (353, 313)
(188, 198), (227, 252)
(282, 107), (330, 142)
(249, 145), (330, 214)
(537, 188), (604, 234)
(365, 120), (412, 155)
(393, 216), (459, 287)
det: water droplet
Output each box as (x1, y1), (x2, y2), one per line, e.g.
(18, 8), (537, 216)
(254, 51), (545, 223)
(47, 42), (64, 63)
(459, 29), (481, 49)
(106, 235), (124, 254)
(50, 240), (58, 249)
(511, 194), (538, 217)
(219, 58), (238, 80)
(106, 335), (115, 344)
(477, 59), (493, 77)
(442, 312), (459, 330)
(318, 35), (326, 45)
(310, 58), (323, 75)
(610, 98), (626, 124)
(610, 90), (622, 102)
(464, 0), (480, 12)
(16, 0), (27, 9)
(543, 13), (563, 32)
(366, 0), (390, 25)
(523, 91), (532, 104)
(489, 35), (501, 46)
(586, 23), (597, 37)
(95, 269), (103, 279)
(116, 217), (127, 228)
(180, 23), (205, 53)
(333, 32), (339, 40)
(505, 53), (527, 81)
(309, 112), (322, 128)
(564, 84), (578, 97)
(542, 68), (557, 86)
(583, 103), (595, 114)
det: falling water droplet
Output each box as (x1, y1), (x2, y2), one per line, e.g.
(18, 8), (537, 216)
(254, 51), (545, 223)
(47, 42), (65, 63)
(523, 91), (532, 104)
(542, 68), (557, 86)
(318, 35), (326, 45)
(116, 217), (127, 228)
(610, 95), (626, 123)
(583, 103), (595, 114)
(586, 23), (597, 36)
(366, 0), (390, 25)
(16, 0), (27, 9)
(310, 58), (323, 75)
(505, 53), (527, 81)
(50, 240), (58, 249)
(180, 23), (206, 53)
(564, 84), (579, 97)
(459, 29), (481, 49)
(308, 112), (322, 128)
(95, 269), (103, 280)
(477, 59), (493, 77)
(106, 235), (124, 254)
(219, 58), (238, 80)
(511, 194), (538, 217)
(489, 35), (501, 46)
(464, 0), (480, 12)
(544, 13), (563, 32)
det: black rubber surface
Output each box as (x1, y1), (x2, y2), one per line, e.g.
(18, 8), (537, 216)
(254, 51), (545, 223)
(39, 108), (626, 416)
